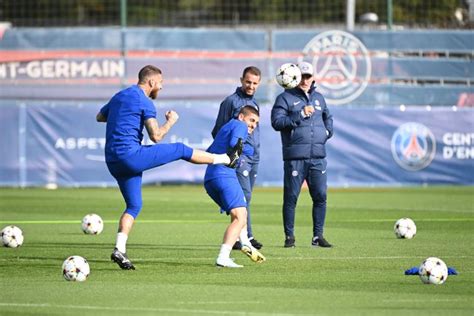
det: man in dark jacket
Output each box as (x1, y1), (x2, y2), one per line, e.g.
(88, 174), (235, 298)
(271, 62), (334, 248)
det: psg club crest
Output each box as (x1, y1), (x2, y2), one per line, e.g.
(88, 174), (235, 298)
(298, 30), (371, 105)
(391, 122), (436, 171)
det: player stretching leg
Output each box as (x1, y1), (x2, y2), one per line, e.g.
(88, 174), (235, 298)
(97, 65), (240, 270)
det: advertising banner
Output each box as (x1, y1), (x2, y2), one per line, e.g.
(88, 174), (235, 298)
(1, 29), (472, 106)
(0, 101), (472, 187)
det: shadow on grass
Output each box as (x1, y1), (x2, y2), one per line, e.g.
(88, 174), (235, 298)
(24, 242), (111, 249)
(23, 242), (217, 251)
(127, 243), (217, 251)
(133, 259), (212, 268)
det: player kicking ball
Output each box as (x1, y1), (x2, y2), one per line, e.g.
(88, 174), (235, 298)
(204, 105), (266, 268)
(97, 65), (242, 270)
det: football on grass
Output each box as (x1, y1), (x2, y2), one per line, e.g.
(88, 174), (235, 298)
(419, 257), (448, 285)
(1, 225), (24, 248)
(62, 255), (90, 282)
(394, 217), (416, 239)
(81, 213), (104, 235)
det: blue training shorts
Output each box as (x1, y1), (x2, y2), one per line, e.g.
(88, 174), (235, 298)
(107, 143), (193, 177)
(106, 143), (193, 218)
(204, 176), (247, 214)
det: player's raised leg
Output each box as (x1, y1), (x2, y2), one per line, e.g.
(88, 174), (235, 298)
(126, 142), (243, 171)
(190, 139), (243, 168)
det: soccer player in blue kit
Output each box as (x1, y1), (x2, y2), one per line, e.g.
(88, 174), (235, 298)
(96, 65), (241, 270)
(205, 105), (266, 268)
(211, 66), (263, 251)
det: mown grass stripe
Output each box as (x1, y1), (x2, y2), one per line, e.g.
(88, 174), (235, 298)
(1, 218), (473, 225)
(0, 302), (298, 315)
(0, 219), (225, 224)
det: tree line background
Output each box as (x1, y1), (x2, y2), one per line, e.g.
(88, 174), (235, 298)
(1, 0), (472, 29)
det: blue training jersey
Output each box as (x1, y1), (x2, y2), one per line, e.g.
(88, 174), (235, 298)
(99, 85), (156, 162)
(211, 87), (260, 162)
(205, 119), (249, 181)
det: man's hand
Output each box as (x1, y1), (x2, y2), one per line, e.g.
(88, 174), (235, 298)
(303, 105), (315, 117)
(165, 110), (179, 125)
(300, 105), (315, 118)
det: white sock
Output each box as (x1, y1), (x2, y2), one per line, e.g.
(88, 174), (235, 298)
(217, 244), (232, 260)
(212, 154), (230, 165)
(239, 228), (251, 247)
(115, 232), (128, 253)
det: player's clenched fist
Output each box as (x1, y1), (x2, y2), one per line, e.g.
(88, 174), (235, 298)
(165, 110), (179, 124)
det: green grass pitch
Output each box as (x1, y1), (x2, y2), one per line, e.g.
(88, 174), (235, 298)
(1, 186), (473, 315)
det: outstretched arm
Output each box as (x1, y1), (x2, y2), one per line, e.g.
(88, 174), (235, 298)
(145, 110), (178, 143)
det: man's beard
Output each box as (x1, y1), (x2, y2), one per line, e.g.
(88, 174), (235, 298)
(150, 88), (158, 99)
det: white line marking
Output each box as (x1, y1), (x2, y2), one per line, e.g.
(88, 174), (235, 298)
(0, 302), (301, 316)
(0, 219), (225, 224)
(382, 298), (470, 303)
(334, 218), (474, 222)
(3, 255), (470, 263)
(1, 218), (472, 225)
(128, 255), (472, 261)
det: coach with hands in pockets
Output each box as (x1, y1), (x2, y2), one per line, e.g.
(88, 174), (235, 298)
(271, 62), (334, 248)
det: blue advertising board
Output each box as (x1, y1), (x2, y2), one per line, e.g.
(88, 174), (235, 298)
(0, 101), (472, 187)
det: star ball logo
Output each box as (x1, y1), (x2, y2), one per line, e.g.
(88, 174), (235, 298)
(391, 122), (436, 171)
(298, 30), (371, 105)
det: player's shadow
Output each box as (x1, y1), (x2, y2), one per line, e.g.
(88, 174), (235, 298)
(25, 241), (111, 249)
(15, 255), (77, 262)
(127, 243), (216, 251)
(136, 259), (211, 268)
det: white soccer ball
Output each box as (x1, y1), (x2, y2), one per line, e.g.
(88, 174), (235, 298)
(62, 255), (90, 282)
(1, 225), (24, 248)
(276, 63), (302, 89)
(419, 257), (448, 285)
(394, 218), (417, 239)
(81, 213), (104, 235)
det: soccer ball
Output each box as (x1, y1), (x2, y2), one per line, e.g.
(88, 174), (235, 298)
(81, 213), (104, 235)
(419, 257), (448, 285)
(1, 225), (24, 248)
(62, 255), (90, 282)
(276, 63), (302, 89)
(394, 218), (416, 239)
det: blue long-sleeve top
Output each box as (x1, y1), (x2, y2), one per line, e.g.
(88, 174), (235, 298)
(205, 119), (249, 181)
(211, 87), (260, 162)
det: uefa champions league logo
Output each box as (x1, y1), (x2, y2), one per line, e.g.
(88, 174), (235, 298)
(298, 30), (371, 105)
(391, 122), (436, 171)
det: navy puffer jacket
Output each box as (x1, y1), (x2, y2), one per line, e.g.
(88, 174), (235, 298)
(271, 86), (333, 161)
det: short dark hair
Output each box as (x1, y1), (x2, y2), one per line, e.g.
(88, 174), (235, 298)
(239, 105), (259, 117)
(138, 65), (162, 84)
(242, 66), (261, 78)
